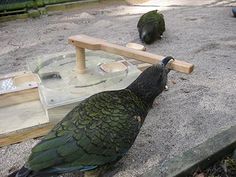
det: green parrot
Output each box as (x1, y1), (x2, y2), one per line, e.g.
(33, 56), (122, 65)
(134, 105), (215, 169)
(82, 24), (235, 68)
(137, 10), (165, 44)
(8, 56), (174, 177)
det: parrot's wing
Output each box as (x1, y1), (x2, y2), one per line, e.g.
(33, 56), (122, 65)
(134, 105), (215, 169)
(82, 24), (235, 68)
(158, 13), (165, 35)
(137, 10), (158, 29)
(27, 90), (147, 175)
(137, 10), (165, 34)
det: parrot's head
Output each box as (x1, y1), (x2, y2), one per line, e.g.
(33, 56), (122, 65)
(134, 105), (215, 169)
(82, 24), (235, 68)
(141, 24), (160, 44)
(127, 56), (174, 108)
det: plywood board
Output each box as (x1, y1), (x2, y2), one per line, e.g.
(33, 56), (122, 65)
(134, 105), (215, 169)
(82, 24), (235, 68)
(0, 123), (54, 147)
(0, 100), (48, 134)
(0, 88), (39, 108)
(47, 102), (78, 123)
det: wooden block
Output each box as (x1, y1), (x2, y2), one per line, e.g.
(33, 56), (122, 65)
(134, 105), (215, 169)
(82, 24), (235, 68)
(0, 123), (54, 147)
(47, 102), (78, 123)
(68, 35), (194, 74)
(0, 100), (48, 134)
(126, 42), (146, 51)
(0, 88), (40, 108)
(0, 72), (41, 108)
(0, 71), (31, 80)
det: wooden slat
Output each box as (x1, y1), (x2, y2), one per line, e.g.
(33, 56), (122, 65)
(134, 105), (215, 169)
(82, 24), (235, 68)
(0, 123), (54, 147)
(0, 87), (39, 108)
(0, 71), (31, 80)
(68, 35), (194, 74)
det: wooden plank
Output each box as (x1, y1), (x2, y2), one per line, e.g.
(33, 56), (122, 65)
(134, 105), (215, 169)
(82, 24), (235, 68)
(0, 87), (39, 108)
(68, 35), (194, 74)
(0, 71), (31, 80)
(47, 102), (78, 123)
(0, 123), (54, 147)
(0, 100), (48, 134)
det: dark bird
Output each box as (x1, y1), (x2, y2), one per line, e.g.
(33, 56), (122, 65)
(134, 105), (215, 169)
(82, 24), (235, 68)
(232, 7), (236, 17)
(8, 56), (174, 177)
(137, 10), (165, 44)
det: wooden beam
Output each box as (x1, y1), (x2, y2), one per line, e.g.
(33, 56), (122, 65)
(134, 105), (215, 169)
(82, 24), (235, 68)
(0, 123), (54, 147)
(0, 87), (39, 108)
(68, 35), (194, 74)
(0, 71), (31, 80)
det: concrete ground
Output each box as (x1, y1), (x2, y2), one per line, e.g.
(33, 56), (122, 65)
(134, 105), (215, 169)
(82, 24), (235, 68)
(0, 0), (236, 176)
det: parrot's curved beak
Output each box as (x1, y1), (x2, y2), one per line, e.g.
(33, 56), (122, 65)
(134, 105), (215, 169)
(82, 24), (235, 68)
(160, 56), (174, 67)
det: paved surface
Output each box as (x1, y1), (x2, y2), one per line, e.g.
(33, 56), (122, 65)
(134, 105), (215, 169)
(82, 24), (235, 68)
(0, 0), (236, 176)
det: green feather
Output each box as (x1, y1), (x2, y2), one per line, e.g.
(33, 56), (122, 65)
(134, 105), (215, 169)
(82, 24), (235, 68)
(137, 10), (165, 44)
(26, 89), (148, 173)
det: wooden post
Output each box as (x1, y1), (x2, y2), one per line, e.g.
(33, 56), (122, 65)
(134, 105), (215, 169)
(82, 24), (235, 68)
(75, 47), (86, 74)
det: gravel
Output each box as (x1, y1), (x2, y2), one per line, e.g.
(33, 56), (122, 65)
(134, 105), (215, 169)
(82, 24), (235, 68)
(0, 0), (236, 176)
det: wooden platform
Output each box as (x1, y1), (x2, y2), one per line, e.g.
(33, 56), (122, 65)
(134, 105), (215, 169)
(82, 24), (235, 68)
(0, 35), (194, 147)
(0, 100), (48, 135)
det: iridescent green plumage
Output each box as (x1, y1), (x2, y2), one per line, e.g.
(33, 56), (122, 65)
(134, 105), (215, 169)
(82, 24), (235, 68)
(9, 57), (174, 177)
(27, 90), (148, 175)
(137, 10), (165, 44)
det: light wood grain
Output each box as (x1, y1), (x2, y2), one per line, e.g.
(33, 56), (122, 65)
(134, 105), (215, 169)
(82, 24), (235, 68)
(68, 35), (194, 74)
(0, 71), (31, 80)
(0, 100), (48, 134)
(0, 88), (40, 108)
(126, 42), (146, 51)
(0, 123), (54, 147)
(75, 47), (86, 73)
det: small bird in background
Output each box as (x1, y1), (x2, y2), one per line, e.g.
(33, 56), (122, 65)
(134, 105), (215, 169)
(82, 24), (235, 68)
(137, 10), (165, 44)
(232, 7), (236, 17)
(8, 56), (174, 177)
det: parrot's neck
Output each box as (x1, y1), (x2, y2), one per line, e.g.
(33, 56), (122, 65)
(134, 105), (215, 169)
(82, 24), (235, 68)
(126, 87), (157, 109)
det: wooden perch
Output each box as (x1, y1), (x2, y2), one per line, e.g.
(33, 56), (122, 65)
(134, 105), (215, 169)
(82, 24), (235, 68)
(68, 35), (194, 74)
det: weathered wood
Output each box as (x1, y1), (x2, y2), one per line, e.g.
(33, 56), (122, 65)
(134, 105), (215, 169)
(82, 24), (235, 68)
(126, 42), (146, 51)
(47, 102), (78, 123)
(0, 123), (54, 147)
(0, 71), (30, 80)
(0, 72), (41, 107)
(0, 100), (48, 134)
(68, 35), (194, 74)
(0, 88), (39, 108)
(75, 47), (86, 73)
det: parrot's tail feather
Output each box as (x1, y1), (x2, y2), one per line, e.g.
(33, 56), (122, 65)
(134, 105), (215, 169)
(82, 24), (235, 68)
(8, 166), (32, 177)
(7, 171), (18, 177)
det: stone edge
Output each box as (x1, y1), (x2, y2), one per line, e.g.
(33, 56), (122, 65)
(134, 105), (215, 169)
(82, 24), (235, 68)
(141, 125), (236, 177)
